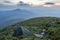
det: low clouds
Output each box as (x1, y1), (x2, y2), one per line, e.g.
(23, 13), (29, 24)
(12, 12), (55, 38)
(21, 0), (60, 6)
(0, 0), (60, 5)
(0, 0), (20, 5)
(0, 0), (60, 11)
(4, 1), (12, 3)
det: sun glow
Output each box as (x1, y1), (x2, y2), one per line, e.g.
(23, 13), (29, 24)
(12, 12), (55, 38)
(55, 3), (60, 6)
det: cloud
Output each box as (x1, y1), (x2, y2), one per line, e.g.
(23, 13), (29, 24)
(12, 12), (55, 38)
(5, 0), (20, 4)
(21, 0), (60, 6)
(0, 0), (20, 5)
(0, 0), (60, 6)
(0, 0), (60, 5)
(54, 0), (60, 3)
(4, 1), (12, 3)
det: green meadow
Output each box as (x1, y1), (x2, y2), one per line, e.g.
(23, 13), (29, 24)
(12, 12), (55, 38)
(0, 17), (60, 40)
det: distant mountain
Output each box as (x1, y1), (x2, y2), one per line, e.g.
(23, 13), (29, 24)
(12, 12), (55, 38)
(0, 9), (34, 28)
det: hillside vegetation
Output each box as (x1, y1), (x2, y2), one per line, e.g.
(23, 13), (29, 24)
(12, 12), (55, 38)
(0, 17), (60, 40)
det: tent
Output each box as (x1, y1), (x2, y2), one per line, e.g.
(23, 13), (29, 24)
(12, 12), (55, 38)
(13, 26), (33, 37)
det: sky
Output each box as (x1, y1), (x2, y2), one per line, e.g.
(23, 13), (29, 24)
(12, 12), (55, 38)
(0, 0), (60, 5)
(0, 0), (60, 11)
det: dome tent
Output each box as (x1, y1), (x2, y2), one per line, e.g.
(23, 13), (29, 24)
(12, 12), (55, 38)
(13, 26), (33, 37)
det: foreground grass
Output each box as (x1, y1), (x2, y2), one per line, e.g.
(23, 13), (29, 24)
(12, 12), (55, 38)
(0, 17), (60, 40)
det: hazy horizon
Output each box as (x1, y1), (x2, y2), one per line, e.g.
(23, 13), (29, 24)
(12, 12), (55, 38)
(0, 0), (60, 28)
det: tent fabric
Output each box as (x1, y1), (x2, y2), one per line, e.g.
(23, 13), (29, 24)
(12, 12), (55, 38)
(13, 27), (23, 37)
(13, 26), (32, 37)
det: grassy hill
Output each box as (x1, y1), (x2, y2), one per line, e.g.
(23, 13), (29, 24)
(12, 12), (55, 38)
(0, 17), (60, 40)
(20, 17), (60, 32)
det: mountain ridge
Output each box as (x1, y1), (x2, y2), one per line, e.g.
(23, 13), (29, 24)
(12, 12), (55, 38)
(0, 9), (34, 28)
